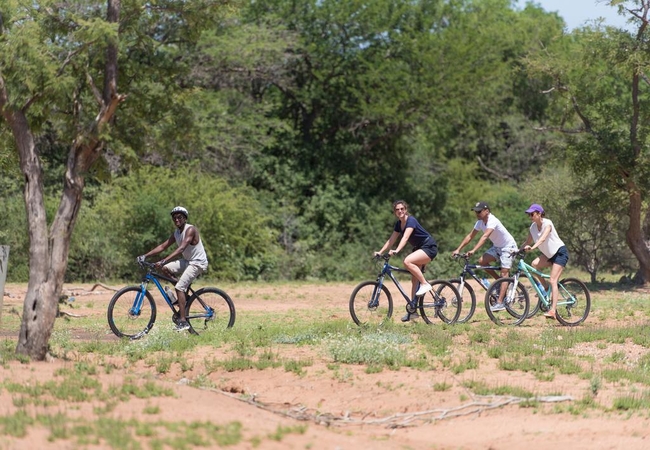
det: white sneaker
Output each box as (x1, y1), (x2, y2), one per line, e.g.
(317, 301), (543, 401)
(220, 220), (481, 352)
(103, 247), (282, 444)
(490, 303), (505, 312)
(415, 283), (432, 296)
(401, 312), (419, 322)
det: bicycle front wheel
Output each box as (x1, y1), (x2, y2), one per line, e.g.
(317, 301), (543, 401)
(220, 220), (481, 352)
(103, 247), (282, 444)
(422, 280), (461, 324)
(485, 278), (529, 326)
(349, 281), (393, 326)
(107, 286), (156, 339)
(186, 287), (236, 334)
(555, 278), (591, 326)
(448, 278), (476, 324)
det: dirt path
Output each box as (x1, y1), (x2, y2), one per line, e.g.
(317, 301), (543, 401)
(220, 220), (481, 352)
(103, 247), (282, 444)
(1, 282), (650, 449)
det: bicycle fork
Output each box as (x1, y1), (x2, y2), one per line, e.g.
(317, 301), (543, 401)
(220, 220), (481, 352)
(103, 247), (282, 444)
(368, 276), (385, 309)
(129, 283), (149, 317)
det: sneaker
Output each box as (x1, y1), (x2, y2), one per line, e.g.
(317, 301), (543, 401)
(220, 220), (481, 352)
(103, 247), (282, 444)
(401, 312), (419, 322)
(174, 320), (190, 332)
(415, 283), (432, 296)
(490, 303), (505, 312)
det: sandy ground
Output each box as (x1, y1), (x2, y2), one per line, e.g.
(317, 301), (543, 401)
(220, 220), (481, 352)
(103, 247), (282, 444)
(1, 281), (650, 449)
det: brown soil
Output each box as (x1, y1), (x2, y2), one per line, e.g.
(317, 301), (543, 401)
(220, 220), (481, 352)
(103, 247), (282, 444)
(1, 281), (650, 449)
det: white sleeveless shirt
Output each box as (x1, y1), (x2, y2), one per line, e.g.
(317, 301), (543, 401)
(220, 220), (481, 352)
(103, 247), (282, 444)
(529, 218), (565, 258)
(174, 223), (208, 270)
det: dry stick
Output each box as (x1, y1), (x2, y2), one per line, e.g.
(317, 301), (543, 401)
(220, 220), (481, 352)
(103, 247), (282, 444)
(62, 283), (119, 297)
(203, 387), (573, 428)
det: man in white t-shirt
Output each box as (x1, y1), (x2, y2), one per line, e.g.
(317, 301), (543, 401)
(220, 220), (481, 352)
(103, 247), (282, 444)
(452, 201), (518, 311)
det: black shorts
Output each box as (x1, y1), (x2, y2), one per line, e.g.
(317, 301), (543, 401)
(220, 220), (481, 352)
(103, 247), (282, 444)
(415, 237), (438, 260)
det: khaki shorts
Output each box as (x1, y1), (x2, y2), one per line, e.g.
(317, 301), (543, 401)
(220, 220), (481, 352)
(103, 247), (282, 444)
(164, 260), (206, 292)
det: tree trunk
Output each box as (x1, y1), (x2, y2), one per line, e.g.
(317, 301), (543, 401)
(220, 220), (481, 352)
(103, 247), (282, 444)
(0, 0), (125, 360)
(626, 188), (650, 284)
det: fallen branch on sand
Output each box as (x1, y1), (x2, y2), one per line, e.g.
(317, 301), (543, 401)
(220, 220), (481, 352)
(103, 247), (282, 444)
(203, 388), (573, 428)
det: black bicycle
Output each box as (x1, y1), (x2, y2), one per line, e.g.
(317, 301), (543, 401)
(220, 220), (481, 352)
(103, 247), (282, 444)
(349, 254), (461, 326)
(107, 261), (235, 339)
(449, 253), (503, 323)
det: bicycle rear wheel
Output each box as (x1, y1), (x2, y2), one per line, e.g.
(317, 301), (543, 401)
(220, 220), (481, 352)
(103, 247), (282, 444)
(555, 278), (591, 326)
(484, 278), (529, 326)
(186, 287), (236, 334)
(422, 280), (461, 324)
(107, 286), (156, 339)
(448, 278), (476, 324)
(349, 281), (393, 326)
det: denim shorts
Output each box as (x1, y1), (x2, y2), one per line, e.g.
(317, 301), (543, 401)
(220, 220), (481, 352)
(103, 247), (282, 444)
(485, 246), (517, 269)
(549, 246), (569, 267)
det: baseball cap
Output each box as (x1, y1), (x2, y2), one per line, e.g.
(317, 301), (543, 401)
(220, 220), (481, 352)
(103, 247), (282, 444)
(525, 203), (544, 214)
(471, 201), (489, 212)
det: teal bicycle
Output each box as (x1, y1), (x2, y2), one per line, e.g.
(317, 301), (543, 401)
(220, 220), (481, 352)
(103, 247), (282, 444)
(487, 250), (590, 326)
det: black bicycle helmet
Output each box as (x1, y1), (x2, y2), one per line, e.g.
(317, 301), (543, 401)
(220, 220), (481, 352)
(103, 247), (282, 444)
(170, 206), (188, 218)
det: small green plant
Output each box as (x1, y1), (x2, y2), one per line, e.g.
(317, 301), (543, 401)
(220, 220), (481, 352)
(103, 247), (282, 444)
(143, 404), (161, 415)
(433, 381), (452, 392)
(268, 424), (308, 441)
(590, 376), (602, 396)
(451, 355), (478, 374)
(284, 358), (313, 375)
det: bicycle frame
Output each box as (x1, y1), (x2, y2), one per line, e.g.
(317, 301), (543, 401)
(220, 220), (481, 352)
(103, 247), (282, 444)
(375, 259), (419, 304)
(514, 259), (549, 299)
(512, 254), (576, 310)
(132, 264), (195, 316)
(458, 259), (502, 290)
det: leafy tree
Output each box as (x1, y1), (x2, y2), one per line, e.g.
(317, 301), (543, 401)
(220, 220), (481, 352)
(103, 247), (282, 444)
(524, 1), (650, 283)
(0, 0), (234, 360)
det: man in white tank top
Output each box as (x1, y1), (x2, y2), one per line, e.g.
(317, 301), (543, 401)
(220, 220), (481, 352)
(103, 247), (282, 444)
(139, 206), (209, 331)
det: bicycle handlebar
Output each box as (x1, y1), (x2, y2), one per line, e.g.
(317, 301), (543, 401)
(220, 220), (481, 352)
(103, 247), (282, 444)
(137, 260), (157, 270)
(508, 249), (527, 258)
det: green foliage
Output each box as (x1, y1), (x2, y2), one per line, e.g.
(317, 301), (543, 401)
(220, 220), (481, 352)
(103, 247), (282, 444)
(84, 165), (281, 281)
(3, 0), (636, 286)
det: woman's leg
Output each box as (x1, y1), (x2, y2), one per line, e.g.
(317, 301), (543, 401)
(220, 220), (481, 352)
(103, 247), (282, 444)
(531, 255), (551, 289)
(404, 249), (432, 298)
(547, 262), (564, 316)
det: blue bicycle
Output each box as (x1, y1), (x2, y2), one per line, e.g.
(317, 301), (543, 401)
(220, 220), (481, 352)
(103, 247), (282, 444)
(107, 261), (235, 339)
(349, 254), (461, 326)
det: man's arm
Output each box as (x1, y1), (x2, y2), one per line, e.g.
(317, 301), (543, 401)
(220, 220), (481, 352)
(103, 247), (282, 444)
(467, 228), (494, 256)
(159, 226), (197, 264)
(453, 229), (479, 255)
(142, 235), (175, 260)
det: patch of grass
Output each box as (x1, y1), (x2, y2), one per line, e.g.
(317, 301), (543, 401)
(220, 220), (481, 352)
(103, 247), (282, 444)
(433, 381), (452, 392)
(451, 355), (478, 374)
(284, 358), (313, 375)
(268, 424), (308, 441)
(612, 392), (650, 411)
(0, 410), (34, 437)
(143, 404), (161, 415)
(326, 331), (410, 366)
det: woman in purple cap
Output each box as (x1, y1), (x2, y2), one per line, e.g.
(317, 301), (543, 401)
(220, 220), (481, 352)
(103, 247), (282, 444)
(519, 203), (569, 319)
